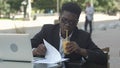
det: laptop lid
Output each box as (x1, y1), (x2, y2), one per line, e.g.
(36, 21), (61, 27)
(0, 34), (33, 62)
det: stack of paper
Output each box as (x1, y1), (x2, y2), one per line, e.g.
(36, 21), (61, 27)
(34, 39), (68, 64)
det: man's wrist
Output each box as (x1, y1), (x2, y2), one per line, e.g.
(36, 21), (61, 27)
(32, 48), (37, 56)
(79, 48), (88, 57)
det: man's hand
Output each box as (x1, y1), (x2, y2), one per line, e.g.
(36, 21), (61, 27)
(33, 44), (46, 56)
(66, 41), (87, 57)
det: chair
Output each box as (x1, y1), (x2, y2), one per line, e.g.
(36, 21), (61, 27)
(101, 47), (110, 68)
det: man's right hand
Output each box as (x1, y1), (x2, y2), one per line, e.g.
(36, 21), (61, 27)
(33, 43), (46, 57)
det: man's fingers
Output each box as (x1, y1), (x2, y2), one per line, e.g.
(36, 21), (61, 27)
(66, 42), (80, 53)
(35, 44), (46, 56)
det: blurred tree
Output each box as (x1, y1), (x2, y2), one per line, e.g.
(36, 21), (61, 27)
(31, 0), (119, 14)
(115, 0), (120, 10)
(7, 0), (24, 13)
(92, 0), (118, 15)
(32, 0), (56, 13)
(0, 0), (4, 18)
(0, 0), (10, 18)
(0, 0), (119, 18)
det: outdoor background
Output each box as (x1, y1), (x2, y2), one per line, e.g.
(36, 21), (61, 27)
(0, 0), (120, 20)
(0, 0), (120, 68)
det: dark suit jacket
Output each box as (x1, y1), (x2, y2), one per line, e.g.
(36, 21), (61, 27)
(31, 24), (107, 67)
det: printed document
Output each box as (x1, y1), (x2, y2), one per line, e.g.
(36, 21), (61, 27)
(34, 39), (68, 64)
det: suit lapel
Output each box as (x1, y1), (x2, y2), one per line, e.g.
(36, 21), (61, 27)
(70, 27), (78, 41)
(52, 25), (60, 50)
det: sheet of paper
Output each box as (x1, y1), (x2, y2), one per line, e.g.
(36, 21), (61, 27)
(34, 39), (68, 64)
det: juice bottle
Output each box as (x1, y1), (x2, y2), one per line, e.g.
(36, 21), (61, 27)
(63, 39), (69, 54)
(62, 30), (70, 54)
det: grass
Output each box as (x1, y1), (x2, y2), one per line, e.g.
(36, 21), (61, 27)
(0, 17), (29, 21)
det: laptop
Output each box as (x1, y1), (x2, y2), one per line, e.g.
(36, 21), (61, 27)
(0, 33), (60, 68)
(0, 33), (33, 68)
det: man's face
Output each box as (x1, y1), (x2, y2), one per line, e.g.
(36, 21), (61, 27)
(86, 2), (90, 7)
(59, 11), (78, 35)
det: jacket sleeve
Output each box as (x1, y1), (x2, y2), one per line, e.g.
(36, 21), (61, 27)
(85, 35), (107, 65)
(31, 25), (48, 48)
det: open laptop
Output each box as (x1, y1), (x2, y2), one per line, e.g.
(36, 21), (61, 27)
(0, 33), (33, 68)
(0, 33), (61, 68)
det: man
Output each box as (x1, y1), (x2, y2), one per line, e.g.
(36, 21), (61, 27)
(84, 2), (94, 35)
(31, 2), (107, 68)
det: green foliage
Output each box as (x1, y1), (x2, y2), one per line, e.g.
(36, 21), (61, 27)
(0, 0), (119, 16)
(7, 0), (24, 12)
(93, 0), (117, 12)
(32, 0), (56, 12)
(0, 0), (10, 18)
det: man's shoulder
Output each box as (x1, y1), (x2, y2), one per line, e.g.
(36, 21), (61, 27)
(77, 29), (90, 36)
(76, 29), (91, 40)
(42, 24), (59, 30)
(43, 24), (59, 28)
(78, 29), (88, 33)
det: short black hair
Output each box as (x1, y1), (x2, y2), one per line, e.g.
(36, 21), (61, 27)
(61, 2), (82, 18)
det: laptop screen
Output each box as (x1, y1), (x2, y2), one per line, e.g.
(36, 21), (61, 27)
(0, 34), (33, 62)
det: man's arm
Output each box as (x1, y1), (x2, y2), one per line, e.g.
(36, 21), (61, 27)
(31, 25), (48, 57)
(85, 37), (107, 65)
